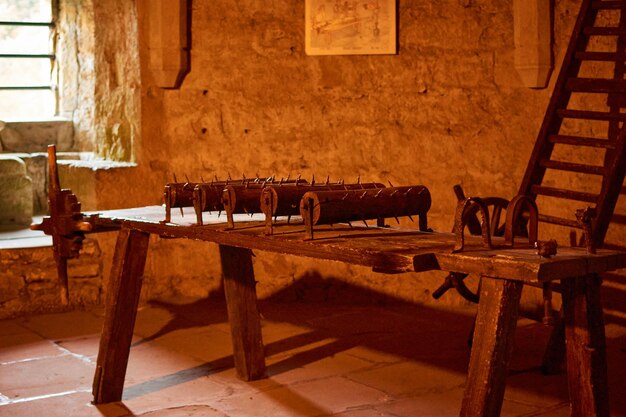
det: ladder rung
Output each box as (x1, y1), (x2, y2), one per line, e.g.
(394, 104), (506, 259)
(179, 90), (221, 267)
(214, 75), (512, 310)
(567, 77), (626, 93)
(557, 109), (626, 121)
(575, 51), (623, 61)
(532, 185), (599, 202)
(540, 159), (606, 175)
(549, 134), (615, 148)
(592, 1), (626, 9)
(538, 214), (582, 228)
(583, 27), (626, 36)
(611, 213), (626, 224)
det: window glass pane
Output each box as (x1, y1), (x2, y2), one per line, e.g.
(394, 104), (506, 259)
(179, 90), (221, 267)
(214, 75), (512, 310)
(0, 58), (51, 86)
(0, 0), (52, 23)
(0, 26), (51, 55)
(0, 89), (55, 121)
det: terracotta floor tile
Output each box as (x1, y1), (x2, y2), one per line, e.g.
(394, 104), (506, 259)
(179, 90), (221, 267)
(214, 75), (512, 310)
(0, 355), (93, 400)
(0, 332), (63, 363)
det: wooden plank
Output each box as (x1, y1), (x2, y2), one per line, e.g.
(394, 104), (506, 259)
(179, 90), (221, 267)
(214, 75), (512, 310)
(575, 51), (622, 61)
(557, 109), (626, 121)
(92, 227), (150, 404)
(540, 159), (605, 175)
(566, 77), (626, 93)
(538, 213), (583, 228)
(592, 1), (626, 9)
(583, 27), (626, 35)
(531, 185), (599, 202)
(460, 278), (523, 417)
(219, 245), (266, 381)
(548, 134), (614, 148)
(561, 274), (610, 417)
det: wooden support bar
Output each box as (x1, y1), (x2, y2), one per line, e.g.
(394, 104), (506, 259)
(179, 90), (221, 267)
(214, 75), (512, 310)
(583, 27), (626, 35)
(548, 134), (614, 148)
(219, 245), (266, 381)
(538, 213), (583, 228)
(92, 227), (150, 404)
(460, 278), (523, 417)
(566, 77), (626, 93)
(531, 185), (599, 203)
(575, 51), (622, 61)
(592, 1), (626, 9)
(557, 108), (626, 121)
(561, 274), (610, 417)
(540, 159), (605, 175)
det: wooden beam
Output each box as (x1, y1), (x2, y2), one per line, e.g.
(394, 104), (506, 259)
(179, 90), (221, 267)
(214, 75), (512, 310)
(219, 245), (266, 380)
(461, 278), (523, 417)
(92, 227), (150, 404)
(562, 274), (610, 417)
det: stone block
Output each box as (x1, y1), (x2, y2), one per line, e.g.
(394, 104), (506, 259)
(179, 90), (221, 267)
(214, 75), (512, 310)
(0, 274), (26, 303)
(0, 156), (33, 227)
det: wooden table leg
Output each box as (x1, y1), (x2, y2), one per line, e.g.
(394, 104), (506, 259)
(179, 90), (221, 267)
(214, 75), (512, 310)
(461, 277), (523, 417)
(561, 274), (610, 417)
(92, 227), (150, 404)
(219, 245), (266, 380)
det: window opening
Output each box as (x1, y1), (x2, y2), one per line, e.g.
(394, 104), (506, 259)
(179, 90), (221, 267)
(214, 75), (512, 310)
(0, 0), (57, 121)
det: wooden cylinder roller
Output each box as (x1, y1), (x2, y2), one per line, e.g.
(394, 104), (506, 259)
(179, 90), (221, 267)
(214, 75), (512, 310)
(221, 179), (308, 229)
(260, 182), (385, 235)
(299, 186), (431, 239)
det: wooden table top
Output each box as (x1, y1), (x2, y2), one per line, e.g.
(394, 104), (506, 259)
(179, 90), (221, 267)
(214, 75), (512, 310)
(87, 205), (626, 283)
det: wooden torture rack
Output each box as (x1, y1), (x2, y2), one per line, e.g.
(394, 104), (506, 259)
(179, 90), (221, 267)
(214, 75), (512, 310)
(30, 1), (626, 416)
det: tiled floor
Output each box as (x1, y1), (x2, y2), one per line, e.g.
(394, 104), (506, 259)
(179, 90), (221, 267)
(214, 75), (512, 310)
(1, 298), (625, 417)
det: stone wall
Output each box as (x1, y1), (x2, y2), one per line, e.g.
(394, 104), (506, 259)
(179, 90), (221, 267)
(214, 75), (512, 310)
(49, 0), (625, 307)
(0, 239), (103, 319)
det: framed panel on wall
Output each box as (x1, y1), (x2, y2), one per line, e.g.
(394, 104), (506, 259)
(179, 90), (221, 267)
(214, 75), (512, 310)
(305, 0), (397, 56)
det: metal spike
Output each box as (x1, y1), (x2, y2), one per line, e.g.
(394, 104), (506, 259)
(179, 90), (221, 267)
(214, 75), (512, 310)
(359, 191), (367, 199)
(218, 210), (221, 218)
(185, 174), (190, 183)
(279, 177), (284, 185)
(311, 174), (315, 185)
(242, 173), (246, 180)
(347, 221), (353, 228)
(390, 190), (399, 197)
(362, 219), (369, 228)
(404, 187), (413, 195)
(287, 215), (291, 224)
(388, 180), (394, 187)
(250, 213), (254, 218)
(200, 176), (205, 183)
(394, 216), (400, 224)
(274, 215), (278, 222)
(296, 174), (302, 185)
(286, 174), (290, 182)
(375, 189), (383, 198)
(173, 173), (178, 183)
(357, 175), (361, 185)
(227, 172), (232, 180)
(342, 193), (349, 200)
(214, 175), (219, 182)
(243, 207), (249, 214)
(408, 215), (415, 222)
(325, 175), (330, 185)
(179, 207), (184, 217)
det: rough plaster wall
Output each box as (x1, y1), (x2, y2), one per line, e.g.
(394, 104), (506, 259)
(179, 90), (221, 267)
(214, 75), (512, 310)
(91, 1), (142, 161)
(86, 0), (619, 307)
(58, 0), (96, 151)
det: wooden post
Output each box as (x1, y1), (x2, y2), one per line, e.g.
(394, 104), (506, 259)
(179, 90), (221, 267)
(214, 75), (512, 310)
(219, 245), (266, 380)
(561, 274), (610, 417)
(92, 227), (150, 404)
(461, 277), (523, 417)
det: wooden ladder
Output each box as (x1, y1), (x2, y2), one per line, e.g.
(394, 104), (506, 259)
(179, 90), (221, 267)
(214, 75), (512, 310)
(518, 0), (626, 250)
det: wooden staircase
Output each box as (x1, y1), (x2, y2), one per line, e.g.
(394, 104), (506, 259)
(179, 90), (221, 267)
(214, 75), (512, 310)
(518, 0), (626, 250)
